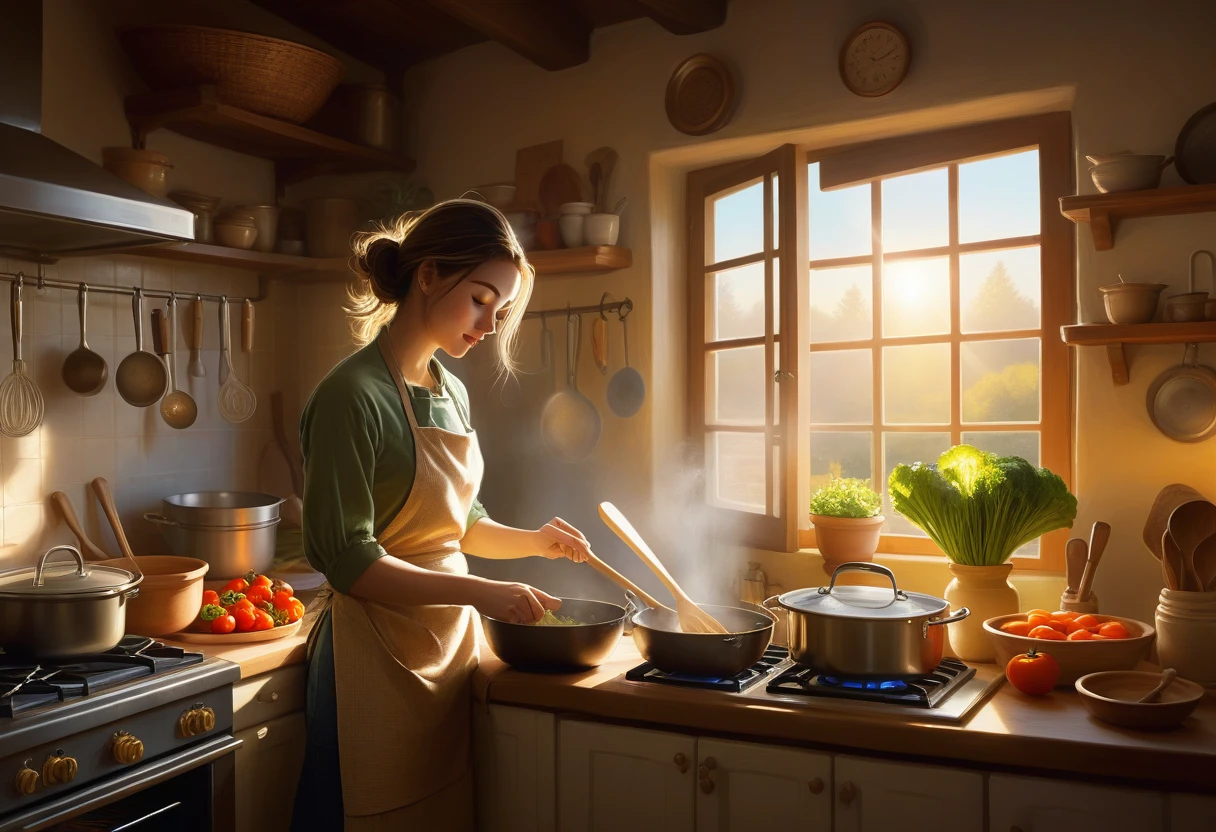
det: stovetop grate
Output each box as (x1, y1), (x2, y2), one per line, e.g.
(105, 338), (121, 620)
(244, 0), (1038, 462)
(0, 636), (204, 718)
(766, 657), (976, 707)
(625, 646), (790, 692)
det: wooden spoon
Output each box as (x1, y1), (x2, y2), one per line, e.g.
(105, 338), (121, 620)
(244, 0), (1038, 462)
(91, 477), (142, 578)
(1192, 533), (1216, 592)
(1076, 521), (1110, 602)
(50, 490), (113, 563)
(598, 501), (727, 634)
(582, 550), (671, 614)
(1162, 530), (1185, 591)
(1065, 537), (1088, 596)
(1167, 500), (1216, 591)
(1138, 668), (1178, 703)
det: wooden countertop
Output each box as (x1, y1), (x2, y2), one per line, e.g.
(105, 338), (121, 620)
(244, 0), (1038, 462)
(474, 638), (1216, 793)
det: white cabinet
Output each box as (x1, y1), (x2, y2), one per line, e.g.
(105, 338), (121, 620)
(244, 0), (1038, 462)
(990, 773), (1165, 832)
(833, 755), (983, 832)
(558, 721), (696, 832)
(1169, 793), (1216, 832)
(473, 704), (556, 832)
(234, 711), (307, 832)
(695, 738), (831, 831)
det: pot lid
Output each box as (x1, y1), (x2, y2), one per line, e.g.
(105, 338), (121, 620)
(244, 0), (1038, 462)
(0, 545), (138, 597)
(777, 563), (949, 620)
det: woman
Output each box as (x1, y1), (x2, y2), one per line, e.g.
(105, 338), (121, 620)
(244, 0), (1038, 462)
(291, 199), (593, 831)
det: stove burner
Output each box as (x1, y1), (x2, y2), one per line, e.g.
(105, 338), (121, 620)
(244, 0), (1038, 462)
(767, 657), (976, 708)
(0, 636), (204, 718)
(626, 646), (789, 692)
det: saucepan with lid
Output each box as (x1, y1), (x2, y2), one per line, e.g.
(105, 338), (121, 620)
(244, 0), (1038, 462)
(765, 562), (969, 677)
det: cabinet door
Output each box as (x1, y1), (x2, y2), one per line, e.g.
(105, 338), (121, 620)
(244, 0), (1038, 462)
(1170, 793), (1216, 832)
(234, 712), (307, 832)
(473, 705), (556, 832)
(834, 755), (983, 832)
(558, 720), (695, 832)
(989, 774), (1164, 832)
(695, 738), (830, 831)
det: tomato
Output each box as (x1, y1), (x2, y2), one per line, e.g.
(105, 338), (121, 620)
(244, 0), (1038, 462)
(201, 590), (220, 607)
(222, 577), (249, 594)
(1005, 648), (1060, 695)
(233, 607), (258, 633)
(244, 585), (274, 605)
(226, 597), (254, 615)
(210, 614), (236, 634)
(253, 610), (275, 631)
(1028, 624), (1065, 640)
(250, 573), (273, 590)
(286, 597), (305, 623)
(272, 579), (294, 598)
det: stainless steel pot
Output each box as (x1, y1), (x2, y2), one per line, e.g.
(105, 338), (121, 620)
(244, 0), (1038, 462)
(144, 491), (283, 579)
(481, 598), (626, 672)
(0, 545), (141, 658)
(765, 563), (969, 678)
(629, 593), (775, 676)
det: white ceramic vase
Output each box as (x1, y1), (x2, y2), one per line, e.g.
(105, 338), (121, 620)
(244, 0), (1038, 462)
(943, 563), (1019, 662)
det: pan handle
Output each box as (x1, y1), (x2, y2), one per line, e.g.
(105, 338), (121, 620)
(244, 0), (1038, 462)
(143, 513), (179, 528)
(923, 607), (970, 638)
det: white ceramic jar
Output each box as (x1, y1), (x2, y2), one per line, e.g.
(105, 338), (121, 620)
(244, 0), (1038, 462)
(1155, 588), (1216, 686)
(584, 213), (620, 246)
(558, 213), (584, 248)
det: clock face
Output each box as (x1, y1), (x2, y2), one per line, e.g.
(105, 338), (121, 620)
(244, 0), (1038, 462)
(841, 23), (909, 97)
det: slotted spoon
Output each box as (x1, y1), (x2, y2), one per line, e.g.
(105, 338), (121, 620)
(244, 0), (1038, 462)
(217, 297), (255, 424)
(0, 276), (45, 437)
(598, 501), (727, 634)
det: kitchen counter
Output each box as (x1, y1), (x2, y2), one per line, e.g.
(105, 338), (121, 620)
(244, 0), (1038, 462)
(474, 638), (1216, 793)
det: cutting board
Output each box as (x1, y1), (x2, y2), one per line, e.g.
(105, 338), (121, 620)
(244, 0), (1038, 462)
(513, 140), (563, 213)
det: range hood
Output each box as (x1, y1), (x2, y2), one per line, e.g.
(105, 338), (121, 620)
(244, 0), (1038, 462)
(0, 0), (193, 260)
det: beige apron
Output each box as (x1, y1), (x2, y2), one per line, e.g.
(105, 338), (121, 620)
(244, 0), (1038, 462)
(330, 331), (483, 829)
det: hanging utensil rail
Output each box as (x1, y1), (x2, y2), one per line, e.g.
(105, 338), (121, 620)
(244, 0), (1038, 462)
(524, 297), (632, 320)
(0, 268), (262, 305)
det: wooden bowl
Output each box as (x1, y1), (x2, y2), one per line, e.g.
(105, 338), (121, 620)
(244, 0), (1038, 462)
(1075, 671), (1205, 730)
(984, 613), (1155, 686)
(125, 556), (209, 637)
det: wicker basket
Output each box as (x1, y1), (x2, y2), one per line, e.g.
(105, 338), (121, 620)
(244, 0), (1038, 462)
(119, 25), (345, 124)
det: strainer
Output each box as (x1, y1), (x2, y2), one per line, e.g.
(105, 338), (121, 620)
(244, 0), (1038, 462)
(217, 297), (256, 424)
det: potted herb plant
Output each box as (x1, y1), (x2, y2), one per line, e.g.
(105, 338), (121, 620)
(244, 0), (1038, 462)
(809, 478), (884, 574)
(888, 445), (1077, 661)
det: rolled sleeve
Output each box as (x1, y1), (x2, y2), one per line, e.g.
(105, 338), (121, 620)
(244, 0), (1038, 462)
(467, 499), (489, 531)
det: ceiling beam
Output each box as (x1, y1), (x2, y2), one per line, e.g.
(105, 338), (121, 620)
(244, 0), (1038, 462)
(423, 0), (591, 70)
(632, 0), (727, 34)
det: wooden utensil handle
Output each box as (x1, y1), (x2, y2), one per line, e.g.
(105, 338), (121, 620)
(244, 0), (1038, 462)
(49, 491), (112, 562)
(598, 502), (692, 605)
(150, 309), (166, 356)
(91, 477), (140, 574)
(583, 551), (668, 612)
(242, 301), (254, 353)
(1078, 521), (1111, 601)
(191, 297), (204, 350)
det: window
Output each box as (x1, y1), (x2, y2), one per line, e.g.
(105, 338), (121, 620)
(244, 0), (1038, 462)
(687, 114), (1073, 570)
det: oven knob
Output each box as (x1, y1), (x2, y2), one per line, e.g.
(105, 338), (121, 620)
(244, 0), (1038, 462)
(111, 731), (145, 764)
(14, 764), (38, 796)
(41, 754), (77, 786)
(178, 705), (216, 737)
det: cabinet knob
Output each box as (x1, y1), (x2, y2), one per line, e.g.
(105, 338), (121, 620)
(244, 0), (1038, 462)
(673, 753), (688, 774)
(838, 781), (856, 805)
(257, 690), (279, 703)
(110, 731), (145, 764)
(41, 753), (77, 786)
(699, 777), (715, 794)
(700, 756), (717, 771)
(807, 777), (824, 794)
(13, 763), (38, 797)
(178, 705), (216, 738)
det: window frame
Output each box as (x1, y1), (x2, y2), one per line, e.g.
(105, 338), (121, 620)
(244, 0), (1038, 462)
(686, 113), (1074, 572)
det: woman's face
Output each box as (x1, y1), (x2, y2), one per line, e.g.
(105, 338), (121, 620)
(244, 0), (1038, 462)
(423, 257), (522, 359)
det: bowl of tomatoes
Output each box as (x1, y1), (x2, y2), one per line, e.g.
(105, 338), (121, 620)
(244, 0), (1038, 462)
(983, 610), (1155, 686)
(176, 571), (306, 643)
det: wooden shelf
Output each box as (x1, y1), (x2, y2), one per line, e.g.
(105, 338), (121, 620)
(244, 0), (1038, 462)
(1059, 184), (1216, 251)
(528, 246), (632, 275)
(128, 242), (349, 279)
(125, 86), (415, 190)
(1061, 321), (1216, 384)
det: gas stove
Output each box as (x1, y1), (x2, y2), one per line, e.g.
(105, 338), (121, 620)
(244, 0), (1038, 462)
(0, 636), (239, 830)
(625, 646), (790, 692)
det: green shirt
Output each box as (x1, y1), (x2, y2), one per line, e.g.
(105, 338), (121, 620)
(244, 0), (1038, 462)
(300, 336), (489, 594)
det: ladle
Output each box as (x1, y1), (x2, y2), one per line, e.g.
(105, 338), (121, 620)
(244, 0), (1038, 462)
(598, 501), (727, 634)
(159, 295), (198, 429)
(1138, 668), (1178, 704)
(115, 287), (167, 407)
(606, 302), (645, 418)
(61, 284), (108, 396)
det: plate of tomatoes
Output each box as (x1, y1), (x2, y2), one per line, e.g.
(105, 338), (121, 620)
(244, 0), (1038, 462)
(172, 571), (307, 643)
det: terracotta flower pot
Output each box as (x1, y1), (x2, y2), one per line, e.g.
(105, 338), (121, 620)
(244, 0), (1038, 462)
(811, 514), (884, 576)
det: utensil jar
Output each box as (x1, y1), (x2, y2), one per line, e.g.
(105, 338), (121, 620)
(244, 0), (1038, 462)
(1155, 588), (1216, 687)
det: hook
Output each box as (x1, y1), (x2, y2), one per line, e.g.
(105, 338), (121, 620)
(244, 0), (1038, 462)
(618, 297), (634, 321)
(599, 292), (615, 320)
(36, 265), (46, 294)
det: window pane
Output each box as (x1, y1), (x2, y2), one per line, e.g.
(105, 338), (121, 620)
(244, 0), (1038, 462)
(713, 178), (763, 263)
(772, 174), (780, 252)
(811, 264), (871, 344)
(883, 432), (952, 536)
(710, 346), (765, 425)
(960, 247), (1040, 333)
(882, 256), (950, 338)
(712, 261), (765, 340)
(708, 431), (765, 514)
(959, 150), (1040, 244)
(884, 343), (951, 425)
(961, 338), (1040, 424)
(882, 168), (948, 253)
(810, 349), (872, 425)
(809, 162), (871, 260)
(810, 432), (873, 491)
(960, 431), (1042, 558)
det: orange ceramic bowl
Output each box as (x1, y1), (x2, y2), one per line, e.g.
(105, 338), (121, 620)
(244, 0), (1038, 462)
(124, 556), (209, 637)
(983, 613), (1155, 686)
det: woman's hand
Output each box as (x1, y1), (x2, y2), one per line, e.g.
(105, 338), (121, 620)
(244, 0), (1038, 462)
(535, 517), (593, 564)
(471, 579), (561, 624)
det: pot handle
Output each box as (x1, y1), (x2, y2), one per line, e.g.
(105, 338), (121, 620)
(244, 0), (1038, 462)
(817, 562), (908, 602)
(762, 595), (783, 611)
(33, 545), (86, 586)
(922, 607), (970, 638)
(143, 513), (179, 527)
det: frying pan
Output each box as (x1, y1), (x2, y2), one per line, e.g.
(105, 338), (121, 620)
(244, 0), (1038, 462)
(626, 591), (775, 677)
(1146, 344), (1216, 443)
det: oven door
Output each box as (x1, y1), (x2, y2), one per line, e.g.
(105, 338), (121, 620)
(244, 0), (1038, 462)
(1, 735), (240, 832)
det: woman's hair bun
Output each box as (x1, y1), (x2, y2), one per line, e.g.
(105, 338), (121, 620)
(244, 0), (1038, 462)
(359, 237), (402, 300)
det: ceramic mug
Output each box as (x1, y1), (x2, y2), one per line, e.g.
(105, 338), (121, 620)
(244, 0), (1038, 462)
(1166, 293), (1208, 322)
(584, 213), (620, 246)
(558, 213), (584, 248)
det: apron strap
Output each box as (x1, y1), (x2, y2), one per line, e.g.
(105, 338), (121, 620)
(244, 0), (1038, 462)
(376, 328), (473, 434)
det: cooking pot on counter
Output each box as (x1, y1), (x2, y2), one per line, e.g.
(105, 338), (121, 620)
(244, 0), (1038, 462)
(144, 491), (283, 579)
(0, 545), (141, 658)
(765, 562), (969, 677)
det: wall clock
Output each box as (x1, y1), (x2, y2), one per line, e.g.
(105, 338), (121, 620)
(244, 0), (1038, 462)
(839, 21), (910, 97)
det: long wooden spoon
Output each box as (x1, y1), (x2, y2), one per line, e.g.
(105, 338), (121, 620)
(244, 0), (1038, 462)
(1138, 668), (1177, 703)
(91, 477), (142, 575)
(1192, 533), (1216, 592)
(1162, 530), (1185, 591)
(598, 501), (727, 634)
(582, 550), (671, 614)
(1065, 537), (1087, 596)
(1076, 521), (1110, 602)
(50, 491), (113, 563)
